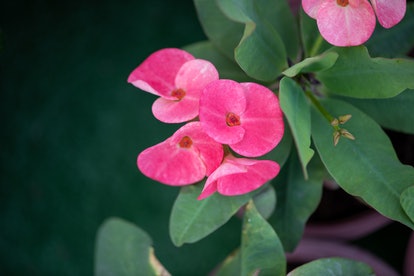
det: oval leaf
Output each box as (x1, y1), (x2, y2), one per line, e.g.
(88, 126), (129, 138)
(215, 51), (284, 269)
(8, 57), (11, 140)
(215, 249), (241, 276)
(218, 0), (299, 59)
(169, 183), (251, 246)
(270, 150), (324, 252)
(217, 0), (292, 81)
(311, 98), (414, 229)
(193, 0), (244, 59)
(287, 257), (374, 276)
(184, 41), (254, 82)
(241, 201), (286, 276)
(282, 52), (338, 77)
(339, 89), (414, 134)
(317, 46), (414, 98)
(279, 77), (315, 178)
(95, 217), (168, 276)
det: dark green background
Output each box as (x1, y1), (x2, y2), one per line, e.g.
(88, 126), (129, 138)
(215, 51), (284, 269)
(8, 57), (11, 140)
(0, 1), (242, 274)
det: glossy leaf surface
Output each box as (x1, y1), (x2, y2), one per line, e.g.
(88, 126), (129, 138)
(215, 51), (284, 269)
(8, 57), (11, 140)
(282, 52), (338, 77)
(184, 41), (254, 82)
(339, 89), (414, 134)
(270, 151), (324, 252)
(241, 201), (286, 276)
(95, 218), (164, 276)
(311, 98), (414, 229)
(317, 46), (414, 98)
(193, 0), (243, 59)
(170, 183), (251, 246)
(279, 77), (314, 178)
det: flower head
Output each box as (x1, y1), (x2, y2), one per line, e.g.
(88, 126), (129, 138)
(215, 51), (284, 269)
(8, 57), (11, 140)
(128, 48), (219, 123)
(198, 154), (280, 200)
(302, 0), (406, 46)
(137, 122), (223, 185)
(199, 79), (284, 157)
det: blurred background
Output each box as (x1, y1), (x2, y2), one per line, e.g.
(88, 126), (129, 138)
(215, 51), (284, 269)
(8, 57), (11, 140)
(0, 0), (244, 274)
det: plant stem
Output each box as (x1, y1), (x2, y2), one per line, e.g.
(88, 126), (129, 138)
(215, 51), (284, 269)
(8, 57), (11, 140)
(309, 35), (324, 57)
(305, 89), (337, 129)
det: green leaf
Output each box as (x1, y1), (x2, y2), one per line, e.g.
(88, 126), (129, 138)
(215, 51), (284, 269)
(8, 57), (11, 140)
(241, 201), (286, 276)
(282, 52), (338, 77)
(183, 41), (254, 82)
(401, 186), (414, 223)
(270, 150), (324, 252)
(317, 46), (414, 98)
(366, 3), (414, 58)
(311, 98), (414, 229)
(338, 89), (414, 134)
(299, 8), (332, 57)
(287, 257), (374, 276)
(252, 184), (276, 219)
(215, 249), (242, 276)
(169, 183), (251, 246)
(193, 0), (244, 59)
(279, 77), (314, 178)
(217, 0), (293, 81)
(94, 217), (168, 276)
(218, 0), (299, 60)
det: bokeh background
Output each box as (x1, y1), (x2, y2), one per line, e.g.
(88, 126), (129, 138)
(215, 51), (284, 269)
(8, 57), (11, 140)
(0, 0), (243, 274)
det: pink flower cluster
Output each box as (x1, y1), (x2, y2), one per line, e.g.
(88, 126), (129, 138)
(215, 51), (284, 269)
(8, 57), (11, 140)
(128, 48), (284, 200)
(303, 0), (406, 46)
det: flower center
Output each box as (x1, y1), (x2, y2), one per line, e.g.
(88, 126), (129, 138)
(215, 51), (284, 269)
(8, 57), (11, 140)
(179, 136), (193, 148)
(171, 88), (186, 100)
(336, 0), (349, 7)
(226, 112), (241, 127)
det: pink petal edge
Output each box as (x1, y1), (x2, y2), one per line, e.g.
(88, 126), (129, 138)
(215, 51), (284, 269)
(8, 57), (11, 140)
(229, 82), (284, 157)
(198, 155), (280, 200)
(127, 48), (194, 97)
(371, 0), (406, 28)
(316, 0), (376, 46)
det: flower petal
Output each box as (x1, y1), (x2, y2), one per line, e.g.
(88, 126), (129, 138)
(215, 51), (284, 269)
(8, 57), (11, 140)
(175, 59), (219, 98)
(137, 122), (222, 185)
(302, 0), (324, 18)
(127, 48), (194, 97)
(371, 0), (406, 28)
(137, 139), (206, 186)
(199, 79), (247, 144)
(198, 155), (280, 199)
(170, 122), (223, 176)
(229, 82), (284, 157)
(316, 0), (376, 46)
(152, 96), (199, 123)
(150, 59), (219, 123)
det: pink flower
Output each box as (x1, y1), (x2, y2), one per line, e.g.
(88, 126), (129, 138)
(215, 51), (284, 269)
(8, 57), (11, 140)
(302, 0), (406, 46)
(199, 79), (284, 157)
(137, 122), (223, 185)
(370, 0), (406, 28)
(128, 48), (219, 123)
(198, 155), (280, 200)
